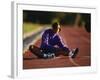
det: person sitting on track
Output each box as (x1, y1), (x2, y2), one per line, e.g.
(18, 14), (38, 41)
(29, 22), (79, 59)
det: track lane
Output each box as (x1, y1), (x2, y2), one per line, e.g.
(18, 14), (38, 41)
(23, 27), (91, 69)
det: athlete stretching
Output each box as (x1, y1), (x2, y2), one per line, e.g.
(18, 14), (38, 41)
(29, 22), (79, 59)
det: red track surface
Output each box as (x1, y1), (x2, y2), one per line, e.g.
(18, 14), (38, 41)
(23, 27), (91, 69)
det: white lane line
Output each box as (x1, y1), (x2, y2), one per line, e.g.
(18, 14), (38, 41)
(68, 56), (90, 66)
(50, 56), (80, 66)
(69, 57), (80, 66)
(76, 56), (90, 58)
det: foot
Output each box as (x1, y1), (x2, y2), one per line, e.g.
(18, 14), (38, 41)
(69, 48), (79, 58)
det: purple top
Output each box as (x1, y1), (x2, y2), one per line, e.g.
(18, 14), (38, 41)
(40, 29), (69, 52)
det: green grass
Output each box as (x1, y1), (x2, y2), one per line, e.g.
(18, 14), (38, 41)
(23, 23), (42, 34)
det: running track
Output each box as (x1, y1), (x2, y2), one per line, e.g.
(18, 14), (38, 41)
(23, 27), (91, 69)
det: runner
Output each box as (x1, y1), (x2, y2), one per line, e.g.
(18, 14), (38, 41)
(29, 22), (79, 59)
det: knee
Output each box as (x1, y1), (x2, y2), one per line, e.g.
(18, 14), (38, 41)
(29, 45), (33, 52)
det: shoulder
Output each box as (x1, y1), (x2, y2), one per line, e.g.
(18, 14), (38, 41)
(44, 28), (52, 33)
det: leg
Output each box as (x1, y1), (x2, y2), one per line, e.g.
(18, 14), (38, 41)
(41, 47), (70, 57)
(29, 45), (43, 58)
(54, 47), (70, 56)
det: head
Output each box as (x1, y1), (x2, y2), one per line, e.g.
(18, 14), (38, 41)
(52, 22), (61, 34)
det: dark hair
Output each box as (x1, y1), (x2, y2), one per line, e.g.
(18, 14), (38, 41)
(52, 22), (59, 29)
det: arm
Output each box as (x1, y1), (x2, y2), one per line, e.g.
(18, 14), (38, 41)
(41, 30), (54, 49)
(56, 35), (69, 51)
